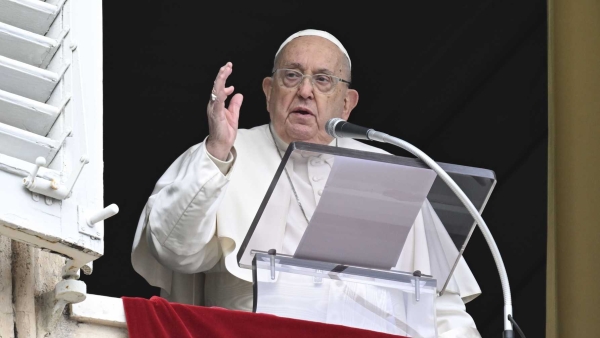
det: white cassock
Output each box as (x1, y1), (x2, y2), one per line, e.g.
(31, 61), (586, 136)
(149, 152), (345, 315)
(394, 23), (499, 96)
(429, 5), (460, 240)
(131, 123), (482, 337)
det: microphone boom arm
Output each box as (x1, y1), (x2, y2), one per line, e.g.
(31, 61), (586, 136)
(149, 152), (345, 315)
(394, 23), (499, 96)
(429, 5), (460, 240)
(365, 129), (514, 336)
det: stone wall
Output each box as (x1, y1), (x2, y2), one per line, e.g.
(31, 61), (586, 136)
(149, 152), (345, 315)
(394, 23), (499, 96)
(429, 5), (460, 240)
(0, 235), (127, 338)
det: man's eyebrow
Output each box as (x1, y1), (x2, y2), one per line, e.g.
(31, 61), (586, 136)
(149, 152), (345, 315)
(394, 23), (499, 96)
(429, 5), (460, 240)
(282, 62), (304, 70)
(314, 67), (334, 75)
(281, 63), (334, 75)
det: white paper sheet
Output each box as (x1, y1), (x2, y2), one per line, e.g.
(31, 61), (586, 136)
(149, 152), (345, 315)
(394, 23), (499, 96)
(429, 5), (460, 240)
(294, 156), (437, 269)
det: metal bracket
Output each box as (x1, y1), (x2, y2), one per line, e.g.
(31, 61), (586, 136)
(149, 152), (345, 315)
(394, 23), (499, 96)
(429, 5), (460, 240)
(78, 204), (119, 239)
(44, 279), (87, 331)
(42, 259), (88, 332)
(413, 270), (422, 302)
(268, 249), (276, 280)
(23, 156), (89, 200)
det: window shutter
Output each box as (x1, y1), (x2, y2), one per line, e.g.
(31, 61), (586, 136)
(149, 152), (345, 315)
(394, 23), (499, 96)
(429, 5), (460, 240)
(0, 0), (114, 275)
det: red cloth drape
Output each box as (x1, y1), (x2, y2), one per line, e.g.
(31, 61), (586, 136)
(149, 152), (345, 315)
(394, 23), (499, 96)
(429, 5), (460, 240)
(122, 296), (407, 338)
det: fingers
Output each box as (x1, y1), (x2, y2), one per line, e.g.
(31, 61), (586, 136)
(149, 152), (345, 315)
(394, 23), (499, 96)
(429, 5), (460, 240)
(223, 85), (234, 96)
(227, 93), (243, 126)
(208, 62), (239, 125)
(212, 62), (233, 103)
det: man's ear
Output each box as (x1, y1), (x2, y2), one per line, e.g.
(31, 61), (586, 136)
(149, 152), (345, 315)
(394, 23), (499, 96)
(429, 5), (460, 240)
(262, 77), (273, 111)
(342, 89), (359, 120)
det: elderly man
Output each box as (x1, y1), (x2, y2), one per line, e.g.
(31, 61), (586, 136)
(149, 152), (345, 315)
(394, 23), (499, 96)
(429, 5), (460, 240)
(132, 29), (482, 337)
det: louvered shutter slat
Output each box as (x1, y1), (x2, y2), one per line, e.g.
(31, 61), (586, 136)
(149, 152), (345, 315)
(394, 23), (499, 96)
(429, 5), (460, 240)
(0, 121), (63, 163)
(0, 21), (64, 68)
(0, 54), (66, 102)
(0, 0), (63, 36)
(0, 89), (63, 135)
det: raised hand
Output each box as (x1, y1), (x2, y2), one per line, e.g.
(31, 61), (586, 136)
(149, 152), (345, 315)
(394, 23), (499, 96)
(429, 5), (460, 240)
(206, 62), (243, 161)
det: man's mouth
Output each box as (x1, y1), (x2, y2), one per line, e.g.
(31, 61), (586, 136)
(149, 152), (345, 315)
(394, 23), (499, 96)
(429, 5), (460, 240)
(290, 107), (314, 116)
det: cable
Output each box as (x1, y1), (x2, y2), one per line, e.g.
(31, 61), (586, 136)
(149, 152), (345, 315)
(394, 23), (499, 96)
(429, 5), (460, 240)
(508, 315), (526, 338)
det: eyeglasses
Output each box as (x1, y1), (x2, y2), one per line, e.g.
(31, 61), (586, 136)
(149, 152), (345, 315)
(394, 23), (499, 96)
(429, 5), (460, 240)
(272, 69), (351, 93)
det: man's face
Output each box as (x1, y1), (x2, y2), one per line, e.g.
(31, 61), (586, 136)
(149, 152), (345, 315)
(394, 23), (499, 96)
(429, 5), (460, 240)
(262, 36), (359, 145)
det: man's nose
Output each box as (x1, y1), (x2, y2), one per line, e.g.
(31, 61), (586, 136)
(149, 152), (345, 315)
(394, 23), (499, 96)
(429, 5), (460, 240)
(297, 77), (314, 99)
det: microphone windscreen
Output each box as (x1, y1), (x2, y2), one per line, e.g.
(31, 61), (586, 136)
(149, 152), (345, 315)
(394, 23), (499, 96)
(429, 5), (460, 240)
(325, 118), (344, 138)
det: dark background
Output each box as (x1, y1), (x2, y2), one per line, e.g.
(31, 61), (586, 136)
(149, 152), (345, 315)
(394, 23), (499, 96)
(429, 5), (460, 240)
(88, 1), (548, 336)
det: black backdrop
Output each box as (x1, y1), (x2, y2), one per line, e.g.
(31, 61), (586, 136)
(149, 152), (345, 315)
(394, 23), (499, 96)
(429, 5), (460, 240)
(87, 1), (548, 336)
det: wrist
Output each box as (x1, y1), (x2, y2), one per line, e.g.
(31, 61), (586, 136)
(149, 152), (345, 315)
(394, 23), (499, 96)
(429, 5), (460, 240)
(206, 137), (231, 161)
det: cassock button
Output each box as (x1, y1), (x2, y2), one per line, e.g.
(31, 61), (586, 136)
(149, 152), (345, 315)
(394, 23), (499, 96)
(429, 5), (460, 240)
(312, 176), (321, 182)
(318, 189), (323, 196)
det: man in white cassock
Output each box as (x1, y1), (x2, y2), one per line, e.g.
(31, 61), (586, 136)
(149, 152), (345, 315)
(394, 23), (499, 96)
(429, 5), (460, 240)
(131, 29), (483, 337)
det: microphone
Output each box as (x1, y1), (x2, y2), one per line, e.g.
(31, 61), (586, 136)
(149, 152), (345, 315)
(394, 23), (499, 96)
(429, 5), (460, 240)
(324, 117), (518, 337)
(325, 118), (374, 140)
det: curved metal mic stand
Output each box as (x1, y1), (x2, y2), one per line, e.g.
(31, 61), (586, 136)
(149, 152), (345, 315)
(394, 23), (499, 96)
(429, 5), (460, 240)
(364, 129), (515, 337)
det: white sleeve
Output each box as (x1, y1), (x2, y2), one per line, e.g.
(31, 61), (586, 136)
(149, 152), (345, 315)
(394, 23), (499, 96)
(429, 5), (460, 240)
(206, 147), (234, 175)
(436, 291), (482, 338)
(144, 141), (236, 274)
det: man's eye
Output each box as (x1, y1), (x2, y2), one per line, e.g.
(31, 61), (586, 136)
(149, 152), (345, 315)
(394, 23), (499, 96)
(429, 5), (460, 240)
(314, 75), (332, 83)
(285, 72), (301, 79)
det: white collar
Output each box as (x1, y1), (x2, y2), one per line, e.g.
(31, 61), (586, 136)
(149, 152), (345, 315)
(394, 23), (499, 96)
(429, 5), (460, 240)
(269, 122), (336, 154)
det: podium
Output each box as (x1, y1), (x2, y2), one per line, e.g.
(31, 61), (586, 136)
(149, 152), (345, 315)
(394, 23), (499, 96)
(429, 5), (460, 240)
(237, 142), (496, 337)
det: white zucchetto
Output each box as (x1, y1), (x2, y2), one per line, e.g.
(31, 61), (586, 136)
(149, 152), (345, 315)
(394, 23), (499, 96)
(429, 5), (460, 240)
(274, 29), (351, 69)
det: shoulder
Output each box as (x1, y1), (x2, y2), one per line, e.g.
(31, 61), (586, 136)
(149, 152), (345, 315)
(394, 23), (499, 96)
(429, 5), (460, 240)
(235, 124), (271, 147)
(233, 124), (273, 157)
(236, 124), (270, 140)
(181, 124), (269, 156)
